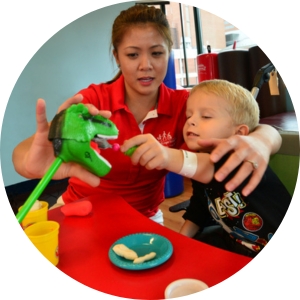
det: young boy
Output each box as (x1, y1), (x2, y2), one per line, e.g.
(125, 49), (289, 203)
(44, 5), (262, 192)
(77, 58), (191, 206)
(126, 79), (291, 257)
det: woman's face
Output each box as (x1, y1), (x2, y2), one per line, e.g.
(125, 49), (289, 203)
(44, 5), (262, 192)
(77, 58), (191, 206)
(183, 89), (238, 151)
(114, 25), (169, 99)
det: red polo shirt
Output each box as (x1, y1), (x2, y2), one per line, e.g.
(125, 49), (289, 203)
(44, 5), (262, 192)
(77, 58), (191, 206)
(62, 76), (189, 217)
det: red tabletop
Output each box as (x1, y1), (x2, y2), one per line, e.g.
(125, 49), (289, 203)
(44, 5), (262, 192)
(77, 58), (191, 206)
(48, 193), (252, 299)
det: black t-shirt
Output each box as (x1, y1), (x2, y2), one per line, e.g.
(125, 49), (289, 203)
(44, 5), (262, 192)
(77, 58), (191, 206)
(183, 156), (291, 252)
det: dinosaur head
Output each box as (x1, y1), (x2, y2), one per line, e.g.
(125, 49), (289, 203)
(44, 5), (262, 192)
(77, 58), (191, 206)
(48, 103), (119, 177)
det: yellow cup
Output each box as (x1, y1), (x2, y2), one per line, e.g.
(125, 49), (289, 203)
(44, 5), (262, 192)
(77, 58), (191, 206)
(24, 221), (60, 266)
(18, 201), (49, 229)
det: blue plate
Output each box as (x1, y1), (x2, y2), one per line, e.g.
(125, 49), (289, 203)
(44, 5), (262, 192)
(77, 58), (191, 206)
(108, 233), (173, 270)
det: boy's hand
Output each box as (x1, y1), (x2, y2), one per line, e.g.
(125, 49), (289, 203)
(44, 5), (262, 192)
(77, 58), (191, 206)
(121, 134), (170, 170)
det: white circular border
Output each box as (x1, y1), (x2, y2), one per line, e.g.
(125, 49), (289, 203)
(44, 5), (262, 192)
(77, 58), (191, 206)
(1, 1), (298, 300)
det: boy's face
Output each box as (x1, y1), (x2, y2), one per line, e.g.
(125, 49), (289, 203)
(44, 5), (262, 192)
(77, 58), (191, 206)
(183, 89), (238, 152)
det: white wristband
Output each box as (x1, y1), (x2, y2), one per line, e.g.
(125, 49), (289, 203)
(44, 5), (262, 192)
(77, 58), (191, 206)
(179, 150), (197, 178)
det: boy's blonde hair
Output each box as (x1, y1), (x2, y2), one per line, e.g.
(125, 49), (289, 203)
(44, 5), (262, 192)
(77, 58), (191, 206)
(190, 79), (260, 132)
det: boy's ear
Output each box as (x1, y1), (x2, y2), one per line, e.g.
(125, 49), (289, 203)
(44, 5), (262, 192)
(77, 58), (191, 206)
(235, 124), (249, 136)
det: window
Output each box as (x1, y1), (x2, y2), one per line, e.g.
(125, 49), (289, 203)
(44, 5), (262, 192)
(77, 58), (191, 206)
(165, 4), (198, 87)
(139, 1), (255, 88)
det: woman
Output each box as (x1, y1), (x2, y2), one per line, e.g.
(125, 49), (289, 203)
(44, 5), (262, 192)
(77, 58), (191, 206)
(12, 5), (281, 224)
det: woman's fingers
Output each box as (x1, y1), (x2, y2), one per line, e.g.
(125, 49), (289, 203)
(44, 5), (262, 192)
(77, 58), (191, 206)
(238, 164), (265, 196)
(206, 138), (242, 164)
(36, 98), (49, 134)
(222, 159), (265, 196)
(200, 136), (269, 195)
(97, 110), (112, 119)
(62, 163), (101, 187)
(57, 94), (112, 118)
(196, 138), (220, 154)
(57, 94), (83, 112)
(213, 138), (250, 181)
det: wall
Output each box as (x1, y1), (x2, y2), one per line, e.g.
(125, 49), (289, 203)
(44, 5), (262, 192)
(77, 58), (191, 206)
(1, 2), (134, 186)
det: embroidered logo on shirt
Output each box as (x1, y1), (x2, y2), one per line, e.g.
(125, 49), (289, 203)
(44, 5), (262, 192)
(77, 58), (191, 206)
(157, 131), (175, 147)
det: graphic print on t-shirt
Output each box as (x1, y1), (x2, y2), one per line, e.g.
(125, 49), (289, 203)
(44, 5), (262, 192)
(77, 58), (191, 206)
(206, 190), (268, 252)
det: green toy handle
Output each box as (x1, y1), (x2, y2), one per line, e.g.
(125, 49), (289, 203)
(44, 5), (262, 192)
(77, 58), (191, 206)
(124, 146), (138, 156)
(16, 157), (63, 224)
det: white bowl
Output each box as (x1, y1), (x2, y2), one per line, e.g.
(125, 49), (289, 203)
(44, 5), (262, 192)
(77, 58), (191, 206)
(164, 278), (209, 298)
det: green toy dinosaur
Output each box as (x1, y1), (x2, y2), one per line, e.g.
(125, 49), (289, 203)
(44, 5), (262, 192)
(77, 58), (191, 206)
(48, 103), (119, 177)
(17, 103), (138, 223)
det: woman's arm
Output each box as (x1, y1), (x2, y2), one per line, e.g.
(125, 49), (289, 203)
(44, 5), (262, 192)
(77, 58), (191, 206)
(122, 124), (281, 196)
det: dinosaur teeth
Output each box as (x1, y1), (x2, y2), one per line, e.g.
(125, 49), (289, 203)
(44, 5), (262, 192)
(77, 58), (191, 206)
(92, 135), (119, 151)
(93, 137), (112, 149)
(96, 134), (118, 139)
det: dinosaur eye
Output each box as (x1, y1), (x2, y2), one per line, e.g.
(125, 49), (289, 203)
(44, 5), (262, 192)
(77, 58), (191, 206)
(82, 115), (112, 128)
(94, 119), (112, 128)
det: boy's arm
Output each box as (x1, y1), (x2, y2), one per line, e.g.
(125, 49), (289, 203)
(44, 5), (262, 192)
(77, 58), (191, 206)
(180, 181), (210, 237)
(121, 134), (215, 184)
(162, 148), (215, 184)
(179, 220), (200, 237)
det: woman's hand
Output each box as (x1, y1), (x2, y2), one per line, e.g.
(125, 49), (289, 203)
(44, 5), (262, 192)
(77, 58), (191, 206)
(12, 95), (112, 186)
(198, 124), (282, 196)
(57, 94), (112, 118)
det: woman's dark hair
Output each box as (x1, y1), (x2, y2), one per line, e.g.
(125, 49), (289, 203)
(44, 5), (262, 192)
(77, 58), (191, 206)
(108, 4), (172, 83)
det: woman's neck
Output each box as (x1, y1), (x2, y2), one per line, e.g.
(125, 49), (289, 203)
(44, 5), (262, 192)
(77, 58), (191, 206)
(125, 90), (159, 125)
